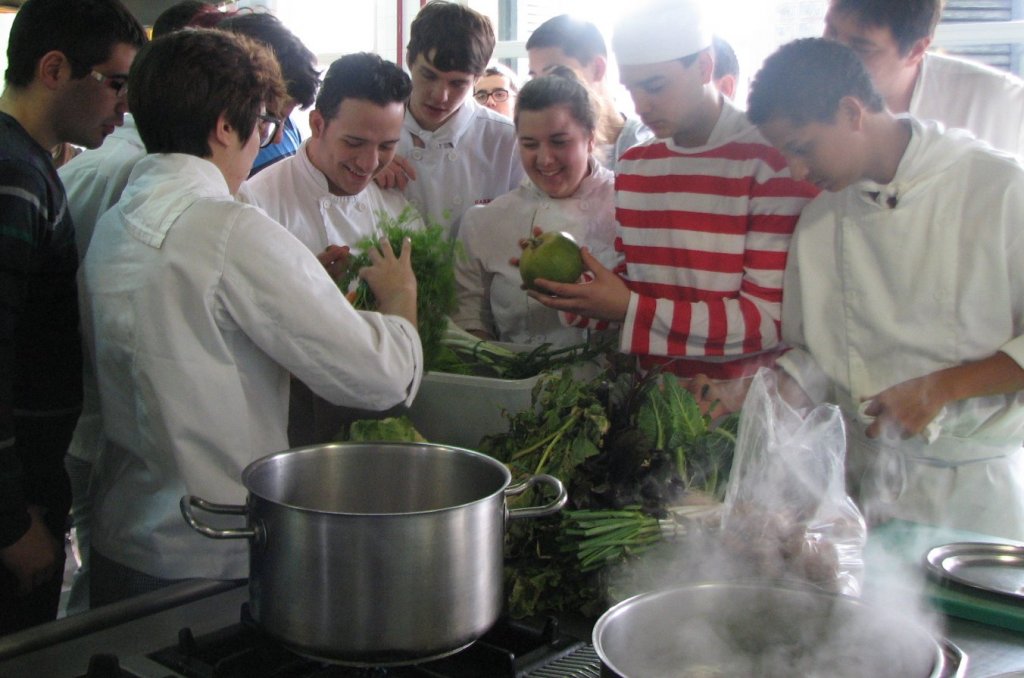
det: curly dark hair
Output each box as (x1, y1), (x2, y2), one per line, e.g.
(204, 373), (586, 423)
(217, 12), (321, 110)
(748, 38), (885, 127)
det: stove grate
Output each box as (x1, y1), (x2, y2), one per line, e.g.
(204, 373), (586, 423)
(136, 607), (594, 678)
(524, 643), (601, 677)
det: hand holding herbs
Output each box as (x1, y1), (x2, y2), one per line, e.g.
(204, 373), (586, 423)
(355, 236), (417, 326)
(338, 207), (459, 370)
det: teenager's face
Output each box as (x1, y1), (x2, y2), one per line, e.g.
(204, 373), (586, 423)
(619, 57), (707, 143)
(527, 47), (595, 85)
(408, 52), (477, 132)
(823, 6), (920, 105)
(517, 103), (594, 199)
(758, 114), (863, 193)
(474, 73), (515, 118)
(308, 98), (405, 196)
(55, 42), (136, 149)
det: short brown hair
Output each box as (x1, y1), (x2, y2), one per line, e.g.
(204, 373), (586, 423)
(129, 28), (286, 157)
(406, 1), (495, 76)
(5, 0), (146, 87)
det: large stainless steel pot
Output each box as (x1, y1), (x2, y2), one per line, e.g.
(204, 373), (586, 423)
(593, 581), (960, 678)
(180, 442), (566, 666)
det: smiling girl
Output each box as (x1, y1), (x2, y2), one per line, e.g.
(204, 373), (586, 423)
(453, 68), (617, 347)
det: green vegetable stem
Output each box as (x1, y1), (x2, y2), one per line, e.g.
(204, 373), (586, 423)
(436, 320), (612, 380)
(561, 507), (663, 572)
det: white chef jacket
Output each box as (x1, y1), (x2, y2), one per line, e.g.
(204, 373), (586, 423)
(60, 114), (146, 259)
(59, 116), (147, 466)
(82, 153), (423, 579)
(454, 161), (618, 347)
(398, 99), (525, 240)
(778, 117), (1024, 540)
(911, 51), (1024, 158)
(240, 139), (420, 253)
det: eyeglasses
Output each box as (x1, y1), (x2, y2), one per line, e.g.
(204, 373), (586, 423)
(88, 69), (128, 99)
(473, 88), (511, 104)
(257, 114), (281, 149)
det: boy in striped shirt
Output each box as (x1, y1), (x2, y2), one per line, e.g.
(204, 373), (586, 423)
(528, 0), (816, 412)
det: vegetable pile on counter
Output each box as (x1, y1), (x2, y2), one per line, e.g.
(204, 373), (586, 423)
(479, 362), (739, 618)
(338, 207), (459, 370)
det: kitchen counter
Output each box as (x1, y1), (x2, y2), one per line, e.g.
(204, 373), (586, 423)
(947, 616), (1024, 677)
(864, 520), (1024, 677)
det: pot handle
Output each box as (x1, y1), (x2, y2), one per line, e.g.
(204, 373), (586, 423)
(180, 495), (259, 540)
(505, 474), (568, 520)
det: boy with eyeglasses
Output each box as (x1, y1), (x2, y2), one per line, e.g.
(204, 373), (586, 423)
(0, 0), (145, 633)
(56, 1), (317, 616)
(81, 29), (422, 605)
(473, 63), (520, 118)
(216, 12), (321, 176)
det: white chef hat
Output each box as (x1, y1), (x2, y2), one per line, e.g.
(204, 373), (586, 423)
(612, 0), (712, 66)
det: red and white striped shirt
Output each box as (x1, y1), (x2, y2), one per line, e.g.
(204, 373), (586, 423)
(569, 102), (817, 379)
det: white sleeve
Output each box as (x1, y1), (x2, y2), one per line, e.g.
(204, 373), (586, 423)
(219, 208), (423, 410)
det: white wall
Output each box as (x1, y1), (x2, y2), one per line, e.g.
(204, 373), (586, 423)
(0, 12), (15, 87)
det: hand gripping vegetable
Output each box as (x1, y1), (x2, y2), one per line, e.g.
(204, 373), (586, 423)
(339, 206), (459, 370)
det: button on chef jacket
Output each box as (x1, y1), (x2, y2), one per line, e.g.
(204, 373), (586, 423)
(398, 98), (525, 240)
(83, 153), (423, 580)
(241, 138), (422, 254)
(778, 118), (1024, 541)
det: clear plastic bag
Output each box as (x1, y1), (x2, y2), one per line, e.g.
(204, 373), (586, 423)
(721, 368), (867, 595)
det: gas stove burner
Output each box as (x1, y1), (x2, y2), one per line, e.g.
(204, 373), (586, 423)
(128, 605), (590, 678)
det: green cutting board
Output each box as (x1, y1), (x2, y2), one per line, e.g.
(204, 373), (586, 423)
(866, 519), (1024, 633)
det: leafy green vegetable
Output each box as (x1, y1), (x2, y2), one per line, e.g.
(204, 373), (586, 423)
(338, 415), (426, 443)
(489, 364), (741, 619)
(635, 374), (739, 500)
(339, 206), (460, 370)
(480, 368), (609, 481)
